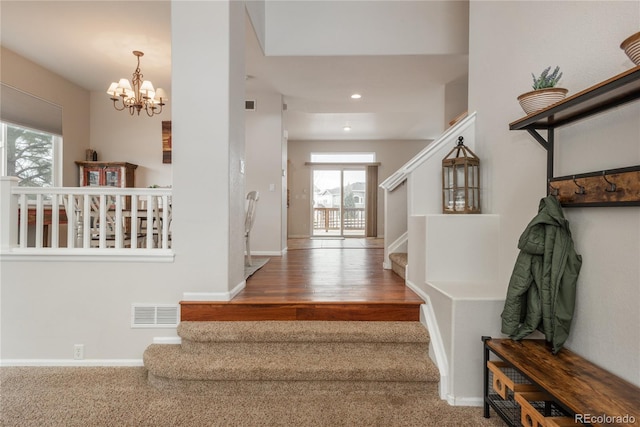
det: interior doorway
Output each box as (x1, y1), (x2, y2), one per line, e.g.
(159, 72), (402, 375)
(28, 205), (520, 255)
(312, 168), (366, 237)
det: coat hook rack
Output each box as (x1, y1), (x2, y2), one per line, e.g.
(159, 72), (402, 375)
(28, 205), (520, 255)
(547, 166), (640, 207)
(602, 171), (617, 192)
(573, 176), (586, 195)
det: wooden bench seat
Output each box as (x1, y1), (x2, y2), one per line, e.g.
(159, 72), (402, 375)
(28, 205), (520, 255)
(483, 338), (640, 427)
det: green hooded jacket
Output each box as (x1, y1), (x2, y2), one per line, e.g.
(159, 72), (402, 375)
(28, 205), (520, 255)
(501, 196), (582, 354)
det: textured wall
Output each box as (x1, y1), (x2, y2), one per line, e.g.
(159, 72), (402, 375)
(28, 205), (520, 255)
(468, 0), (640, 385)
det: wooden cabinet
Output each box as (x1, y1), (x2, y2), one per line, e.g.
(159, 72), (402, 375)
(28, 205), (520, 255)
(75, 161), (137, 188)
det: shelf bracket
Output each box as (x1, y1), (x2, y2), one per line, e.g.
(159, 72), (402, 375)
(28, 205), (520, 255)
(526, 129), (554, 182)
(525, 129), (549, 150)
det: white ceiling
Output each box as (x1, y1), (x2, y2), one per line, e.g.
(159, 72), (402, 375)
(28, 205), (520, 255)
(1, 1), (468, 141)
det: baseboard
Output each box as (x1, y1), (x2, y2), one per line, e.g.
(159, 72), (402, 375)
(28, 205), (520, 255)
(183, 280), (245, 302)
(411, 288), (449, 401)
(446, 395), (484, 407)
(382, 260), (391, 269)
(288, 234), (309, 239)
(0, 359), (144, 367)
(251, 250), (285, 256)
(153, 336), (181, 344)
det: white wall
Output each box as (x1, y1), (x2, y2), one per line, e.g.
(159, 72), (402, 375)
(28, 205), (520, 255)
(468, 1), (640, 385)
(0, 2), (248, 362)
(408, 119), (477, 216)
(444, 75), (468, 128)
(287, 139), (428, 237)
(90, 94), (172, 188)
(264, 0), (469, 56)
(245, 91), (286, 255)
(172, 0), (246, 297)
(0, 46), (90, 186)
(245, 0), (266, 52)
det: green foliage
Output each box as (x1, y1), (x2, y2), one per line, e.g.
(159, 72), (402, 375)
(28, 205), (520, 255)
(7, 124), (53, 187)
(7, 125), (53, 187)
(531, 66), (563, 90)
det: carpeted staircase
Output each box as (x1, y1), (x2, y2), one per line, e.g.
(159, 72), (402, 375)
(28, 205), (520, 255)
(389, 252), (408, 279)
(1, 322), (508, 426)
(143, 320), (439, 394)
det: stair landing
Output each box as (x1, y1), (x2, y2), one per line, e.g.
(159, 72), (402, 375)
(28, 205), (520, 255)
(181, 243), (424, 322)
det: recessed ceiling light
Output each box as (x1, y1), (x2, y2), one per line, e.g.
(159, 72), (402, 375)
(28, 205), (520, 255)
(350, 93), (362, 99)
(343, 125), (352, 131)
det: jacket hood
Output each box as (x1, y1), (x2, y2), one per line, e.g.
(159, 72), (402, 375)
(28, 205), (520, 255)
(518, 196), (571, 255)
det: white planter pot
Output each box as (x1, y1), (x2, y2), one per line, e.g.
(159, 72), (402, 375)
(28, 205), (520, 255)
(517, 87), (568, 115)
(621, 31), (640, 66)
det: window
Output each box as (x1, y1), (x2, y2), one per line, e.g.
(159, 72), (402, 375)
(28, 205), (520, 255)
(310, 152), (376, 163)
(0, 121), (61, 187)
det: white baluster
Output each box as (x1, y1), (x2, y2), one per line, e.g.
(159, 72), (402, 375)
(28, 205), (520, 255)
(51, 193), (59, 248)
(0, 177), (20, 251)
(82, 194), (91, 249)
(131, 194), (139, 249)
(146, 195), (154, 249)
(115, 194), (123, 248)
(19, 193), (28, 248)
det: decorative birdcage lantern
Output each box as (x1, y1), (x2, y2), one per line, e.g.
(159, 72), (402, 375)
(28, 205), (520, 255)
(442, 136), (480, 214)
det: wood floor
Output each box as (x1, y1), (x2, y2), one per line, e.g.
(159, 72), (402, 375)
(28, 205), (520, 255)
(180, 238), (424, 321)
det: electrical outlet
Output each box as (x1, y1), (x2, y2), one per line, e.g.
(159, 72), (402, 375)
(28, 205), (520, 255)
(73, 344), (84, 360)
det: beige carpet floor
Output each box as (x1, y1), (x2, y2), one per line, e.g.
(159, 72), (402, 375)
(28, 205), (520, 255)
(0, 366), (507, 427)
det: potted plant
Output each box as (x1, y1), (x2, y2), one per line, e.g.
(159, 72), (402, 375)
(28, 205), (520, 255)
(620, 31), (640, 66)
(517, 66), (568, 115)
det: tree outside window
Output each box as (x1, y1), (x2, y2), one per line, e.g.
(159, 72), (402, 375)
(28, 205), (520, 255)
(2, 122), (55, 187)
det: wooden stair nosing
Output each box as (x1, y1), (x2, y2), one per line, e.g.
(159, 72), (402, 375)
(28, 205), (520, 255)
(179, 302), (422, 322)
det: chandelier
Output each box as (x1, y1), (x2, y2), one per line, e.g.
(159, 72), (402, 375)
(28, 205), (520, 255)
(106, 51), (167, 117)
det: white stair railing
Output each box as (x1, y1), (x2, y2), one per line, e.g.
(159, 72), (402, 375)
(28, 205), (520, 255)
(379, 112), (478, 268)
(0, 179), (172, 259)
(380, 112), (477, 192)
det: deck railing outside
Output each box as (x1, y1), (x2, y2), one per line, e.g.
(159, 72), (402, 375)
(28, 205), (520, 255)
(313, 207), (365, 232)
(0, 177), (172, 258)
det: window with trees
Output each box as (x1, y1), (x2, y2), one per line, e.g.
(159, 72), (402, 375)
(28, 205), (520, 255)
(0, 121), (61, 187)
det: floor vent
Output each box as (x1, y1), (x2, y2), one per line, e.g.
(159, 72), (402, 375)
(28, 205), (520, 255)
(132, 304), (179, 328)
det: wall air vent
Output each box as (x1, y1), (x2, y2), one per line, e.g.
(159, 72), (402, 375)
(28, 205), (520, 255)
(245, 100), (256, 111)
(131, 304), (179, 328)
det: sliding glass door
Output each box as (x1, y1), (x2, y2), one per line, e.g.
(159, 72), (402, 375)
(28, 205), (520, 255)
(312, 168), (366, 237)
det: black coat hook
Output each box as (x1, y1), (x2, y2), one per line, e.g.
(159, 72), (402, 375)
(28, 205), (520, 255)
(573, 176), (586, 195)
(602, 171), (617, 192)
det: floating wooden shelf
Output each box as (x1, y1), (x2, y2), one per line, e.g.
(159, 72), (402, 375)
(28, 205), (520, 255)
(510, 65), (640, 207)
(510, 65), (640, 132)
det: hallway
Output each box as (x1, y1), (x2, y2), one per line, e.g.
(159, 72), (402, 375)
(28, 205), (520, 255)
(180, 238), (423, 321)
(239, 238), (420, 303)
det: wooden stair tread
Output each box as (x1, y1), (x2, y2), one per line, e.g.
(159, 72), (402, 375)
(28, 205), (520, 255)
(180, 301), (422, 321)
